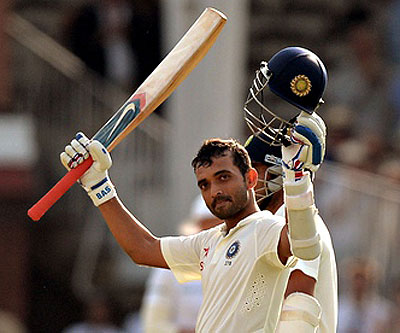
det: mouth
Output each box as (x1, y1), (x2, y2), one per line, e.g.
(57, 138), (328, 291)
(212, 197), (231, 210)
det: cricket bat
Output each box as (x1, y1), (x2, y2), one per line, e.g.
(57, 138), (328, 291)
(28, 7), (227, 221)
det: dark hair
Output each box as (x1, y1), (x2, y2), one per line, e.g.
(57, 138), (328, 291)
(191, 138), (251, 177)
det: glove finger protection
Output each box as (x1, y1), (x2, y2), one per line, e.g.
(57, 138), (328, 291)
(292, 111), (326, 166)
(60, 132), (117, 206)
(71, 138), (90, 159)
(282, 111), (326, 177)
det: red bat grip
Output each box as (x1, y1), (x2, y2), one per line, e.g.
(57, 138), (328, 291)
(28, 157), (94, 221)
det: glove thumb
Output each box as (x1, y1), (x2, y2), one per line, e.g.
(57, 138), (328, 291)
(87, 141), (112, 172)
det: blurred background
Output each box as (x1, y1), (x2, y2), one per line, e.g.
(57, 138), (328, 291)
(1, 0), (400, 332)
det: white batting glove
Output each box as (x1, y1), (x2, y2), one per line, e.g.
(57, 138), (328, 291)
(282, 111), (326, 181)
(60, 132), (117, 206)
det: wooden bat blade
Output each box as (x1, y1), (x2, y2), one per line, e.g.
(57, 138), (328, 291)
(28, 7), (227, 221)
(94, 7), (226, 151)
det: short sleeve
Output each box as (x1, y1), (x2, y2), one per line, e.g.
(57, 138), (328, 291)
(291, 257), (320, 281)
(256, 217), (287, 269)
(161, 234), (204, 283)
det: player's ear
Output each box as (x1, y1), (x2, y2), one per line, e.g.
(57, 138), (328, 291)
(246, 168), (258, 189)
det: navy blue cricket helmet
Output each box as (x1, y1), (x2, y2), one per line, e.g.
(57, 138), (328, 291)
(244, 47), (328, 146)
(268, 47), (328, 113)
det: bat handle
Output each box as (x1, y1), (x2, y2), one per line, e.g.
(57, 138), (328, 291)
(28, 157), (94, 221)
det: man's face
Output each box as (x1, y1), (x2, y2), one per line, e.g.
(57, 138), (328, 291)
(195, 153), (250, 220)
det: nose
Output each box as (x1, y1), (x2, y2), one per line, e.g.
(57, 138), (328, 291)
(211, 184), (223, 199)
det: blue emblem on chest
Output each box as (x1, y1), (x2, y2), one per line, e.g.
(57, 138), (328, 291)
(226, 240), (241, 259)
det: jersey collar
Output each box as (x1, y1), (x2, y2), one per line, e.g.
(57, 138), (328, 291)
(219, 210), (273, 237)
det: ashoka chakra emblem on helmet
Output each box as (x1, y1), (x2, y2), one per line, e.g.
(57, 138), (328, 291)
(290, 75), (312, 97)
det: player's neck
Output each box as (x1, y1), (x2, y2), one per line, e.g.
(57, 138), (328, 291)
(266, 193), (284, 214)
(224, 200), (260, 232)
(258, 190), (283, 213)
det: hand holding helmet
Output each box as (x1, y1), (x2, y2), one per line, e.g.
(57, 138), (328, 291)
(244, 47), (328, 147)
(281, 111), (326, 180)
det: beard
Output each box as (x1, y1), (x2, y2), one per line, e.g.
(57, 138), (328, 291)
(208, 186), (249, 219)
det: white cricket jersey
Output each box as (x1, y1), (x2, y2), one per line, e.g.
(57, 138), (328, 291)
(276, 206), (338, 333)
(161, 210), (295, 332)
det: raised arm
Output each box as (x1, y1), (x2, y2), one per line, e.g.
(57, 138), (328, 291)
(276, 111), (326, 333)
(279, 111), (326, 261)
(60, 132), (168, 268)
(98, 197), (167, 268)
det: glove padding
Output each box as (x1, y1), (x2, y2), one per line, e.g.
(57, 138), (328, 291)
(282, 111), (326, 180)
(60, 132), (116, 206)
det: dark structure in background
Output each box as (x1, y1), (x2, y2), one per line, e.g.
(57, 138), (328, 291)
(63, 0), (161, 92)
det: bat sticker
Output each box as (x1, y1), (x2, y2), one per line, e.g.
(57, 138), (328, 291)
(93, 93), (146, 148)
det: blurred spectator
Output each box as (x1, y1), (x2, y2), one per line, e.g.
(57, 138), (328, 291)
(327, 4), (394, 171)
(324, 104), (355, 162)
(63, 0), (138, 89)
(324, 104), (387, 172)
(138, 195), (221, 333)
(0, 310), (26, 333)
(338, 257), (393, 332)
(62, 294), (123, 333)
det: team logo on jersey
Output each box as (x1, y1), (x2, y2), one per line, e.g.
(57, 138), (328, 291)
(290, 75), (312, 97)
(226, 240), (241, 259)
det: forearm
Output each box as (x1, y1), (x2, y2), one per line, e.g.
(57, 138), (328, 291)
(284, 172), (321, 260)
(99, 197), (168, 268)
(285, 269), (316, 298)
(60, 133), (168, 268)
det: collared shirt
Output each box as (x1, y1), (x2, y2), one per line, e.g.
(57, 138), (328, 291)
(161, 210), (294, 332)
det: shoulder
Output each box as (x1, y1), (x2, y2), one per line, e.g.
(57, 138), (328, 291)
(248, 211), (286, 237)
(193, 223), (223, 240)
(255, 210), (285, 227)
(163, 224), (223, 249)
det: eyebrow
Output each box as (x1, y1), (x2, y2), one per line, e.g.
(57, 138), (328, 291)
(214, 169), (231, 177)
(197, 169), (232, 187)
